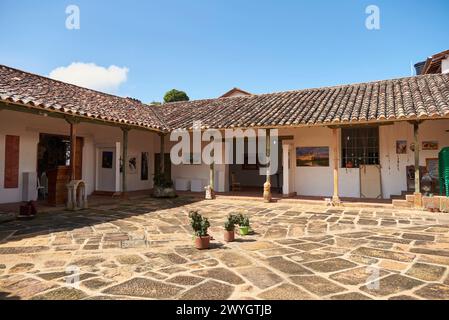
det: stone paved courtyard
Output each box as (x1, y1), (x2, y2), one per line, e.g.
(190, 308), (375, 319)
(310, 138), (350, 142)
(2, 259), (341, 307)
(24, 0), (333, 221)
(2, 196), (449, 300)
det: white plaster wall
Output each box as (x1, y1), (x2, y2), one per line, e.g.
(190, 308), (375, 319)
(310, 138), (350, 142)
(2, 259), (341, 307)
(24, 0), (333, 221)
(442, 57), (449, 74)
(167, 137), (225, 192)
(279, 127), (334, 197)
(379, 120), (449, 198)
(0, 110), (158, 203)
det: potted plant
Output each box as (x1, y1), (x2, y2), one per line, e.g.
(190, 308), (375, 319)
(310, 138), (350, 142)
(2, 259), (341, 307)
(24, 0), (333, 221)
(152, 173), (177, 198)
(224, 214), (238, 242)
(235, 213), (251, 235)
(189, 211), (211, 250)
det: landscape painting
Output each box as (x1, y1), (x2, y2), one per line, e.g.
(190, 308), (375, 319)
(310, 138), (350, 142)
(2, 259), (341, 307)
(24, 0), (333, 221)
(296, 147), (329, 167)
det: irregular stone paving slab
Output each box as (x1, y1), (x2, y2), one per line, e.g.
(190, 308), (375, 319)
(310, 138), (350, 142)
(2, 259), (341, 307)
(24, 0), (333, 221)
(193, 267), (244, 285)
(410, 248), (449, 257)
(406, 263), (446, 281)
(179, 280), (234, 300)
(8, 263), (34, 273)
(304, 258), (357, 273)
(236, 267), (283, 289)
(402, 233), (435, 241)
(102, 277), (183, 299)
(388, 295), (419, 300)
(82, 278), (115, 290)
(330, 267), (389, 286)
(415, 283), (449, 300)
(330, 292), (372, 300)
(266, 257), (313, 275)
(0, 246), (49, 254)
(212, 251), (252, 268)
(290, 275), (347, 296)
(32, 287), (88, 300)
(116, 254), (145, 265)
(360, 274), (423, 297)
(257, 283), (313, 300)
(167, 275), (204, 286)
(37, 271), (69, 281)
(352, 247), (415, 262)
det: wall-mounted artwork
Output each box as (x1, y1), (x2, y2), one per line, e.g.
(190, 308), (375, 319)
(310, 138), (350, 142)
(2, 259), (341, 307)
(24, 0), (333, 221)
(102, 151), (113, 169)
(396, 140), (407, 154)
(128, 155), (137, 174)
(296, 147), (329, 167)
(141, 152), (149, 180)
(422, 141), (439, 150)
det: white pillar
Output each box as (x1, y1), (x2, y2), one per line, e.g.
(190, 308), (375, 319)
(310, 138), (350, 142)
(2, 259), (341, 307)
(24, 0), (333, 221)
(282, 144), (290, 196)
(115, 141), (121, 193)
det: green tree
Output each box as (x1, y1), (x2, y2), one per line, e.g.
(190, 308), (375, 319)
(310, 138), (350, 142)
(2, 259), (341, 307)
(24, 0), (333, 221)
(163, 89), (189, 103)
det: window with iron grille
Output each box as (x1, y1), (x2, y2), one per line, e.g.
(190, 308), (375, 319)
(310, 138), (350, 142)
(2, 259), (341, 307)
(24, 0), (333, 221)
(341, 127), (379, 168)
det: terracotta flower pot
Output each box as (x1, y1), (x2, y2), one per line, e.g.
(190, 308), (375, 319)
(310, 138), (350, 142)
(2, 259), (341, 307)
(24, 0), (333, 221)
(224, 230), (235, 242)
(194, 235), (210, 250)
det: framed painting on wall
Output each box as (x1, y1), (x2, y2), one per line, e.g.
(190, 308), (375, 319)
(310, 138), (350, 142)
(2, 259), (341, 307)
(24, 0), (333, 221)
(296, 147), (329, 167)
(396, 140), (407, 154)
(102, 151), (113, 169)
(422, 141), (438, 150)
(141, 152), (149, 180)
(128, 155), (137, 174)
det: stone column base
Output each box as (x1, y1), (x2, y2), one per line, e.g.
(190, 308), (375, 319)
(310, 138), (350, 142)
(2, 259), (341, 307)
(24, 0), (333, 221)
(263, 181), (272, 203)
(205, 185), (215, 200)
(332, 196), (342, 206)
(414, 192), (423, 208)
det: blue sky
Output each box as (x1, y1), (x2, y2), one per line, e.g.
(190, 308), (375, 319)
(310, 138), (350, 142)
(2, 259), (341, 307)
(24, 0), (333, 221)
(0, 0), (448, 102)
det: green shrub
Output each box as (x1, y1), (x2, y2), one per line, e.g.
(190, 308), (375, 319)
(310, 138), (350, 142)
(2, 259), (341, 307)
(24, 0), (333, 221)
(153, 172), (173, 188)
(189, 211), (210, 237)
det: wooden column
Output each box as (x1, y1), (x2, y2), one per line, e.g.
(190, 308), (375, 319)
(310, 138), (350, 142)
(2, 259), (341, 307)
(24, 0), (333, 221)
(263, 129), (272, 202)
(160, 133), (165, 175)
(332, 128), (341, 204)
(66, 118), (78, 181)
(206, 138), (216, 199)
(121, 127), (130, 198)
(413, 121), (422, 207)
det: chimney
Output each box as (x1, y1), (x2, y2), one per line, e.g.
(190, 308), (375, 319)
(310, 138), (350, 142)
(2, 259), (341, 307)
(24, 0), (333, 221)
(442, 55), (449, 74)
(414, 61), (426, 75)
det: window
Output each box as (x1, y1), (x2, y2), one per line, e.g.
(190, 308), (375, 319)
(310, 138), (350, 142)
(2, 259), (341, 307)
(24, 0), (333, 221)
(341, 127), (379, 168)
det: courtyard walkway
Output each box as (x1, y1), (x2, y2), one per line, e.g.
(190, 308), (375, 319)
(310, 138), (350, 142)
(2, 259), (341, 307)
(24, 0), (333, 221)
(1, 196), (449, 300)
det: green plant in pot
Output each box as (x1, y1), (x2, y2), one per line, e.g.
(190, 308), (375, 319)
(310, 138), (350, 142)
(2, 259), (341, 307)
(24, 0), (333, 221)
(152, 173), (176, 198)
(189, 211), (211, 250)
(224, 214), (238, 242)
(235, 213), (251, 235)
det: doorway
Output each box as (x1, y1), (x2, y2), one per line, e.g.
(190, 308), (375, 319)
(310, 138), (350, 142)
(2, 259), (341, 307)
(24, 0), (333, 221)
(97, 148), (116, 192)
(37, 133), (83, 204)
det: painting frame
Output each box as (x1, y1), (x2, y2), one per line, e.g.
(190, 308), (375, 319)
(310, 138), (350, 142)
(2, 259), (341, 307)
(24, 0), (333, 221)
(296, 146), (330, 167)
(422, 141), (439, 151)
(141, 152), (149, 180)
(396, 140), (407, 154)
(128, 155), (138, 174)
(101, 151), (113, 169)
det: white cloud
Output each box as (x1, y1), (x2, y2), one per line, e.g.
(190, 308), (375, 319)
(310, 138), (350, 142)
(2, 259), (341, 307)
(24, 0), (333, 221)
(49, 62), (129, 93)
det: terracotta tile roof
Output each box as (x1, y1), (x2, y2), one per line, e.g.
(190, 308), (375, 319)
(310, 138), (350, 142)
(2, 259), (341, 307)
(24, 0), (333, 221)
(1, 64), (449, 132)
(0, 65), (168, 131)
(161, 73), (449, 130)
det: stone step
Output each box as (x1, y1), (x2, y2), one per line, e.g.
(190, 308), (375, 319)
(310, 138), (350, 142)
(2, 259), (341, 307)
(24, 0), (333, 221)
(392, 199), (412, 208)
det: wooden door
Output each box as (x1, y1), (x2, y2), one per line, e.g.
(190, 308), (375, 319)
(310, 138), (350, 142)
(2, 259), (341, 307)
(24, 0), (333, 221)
(4, 135), (20, 188)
